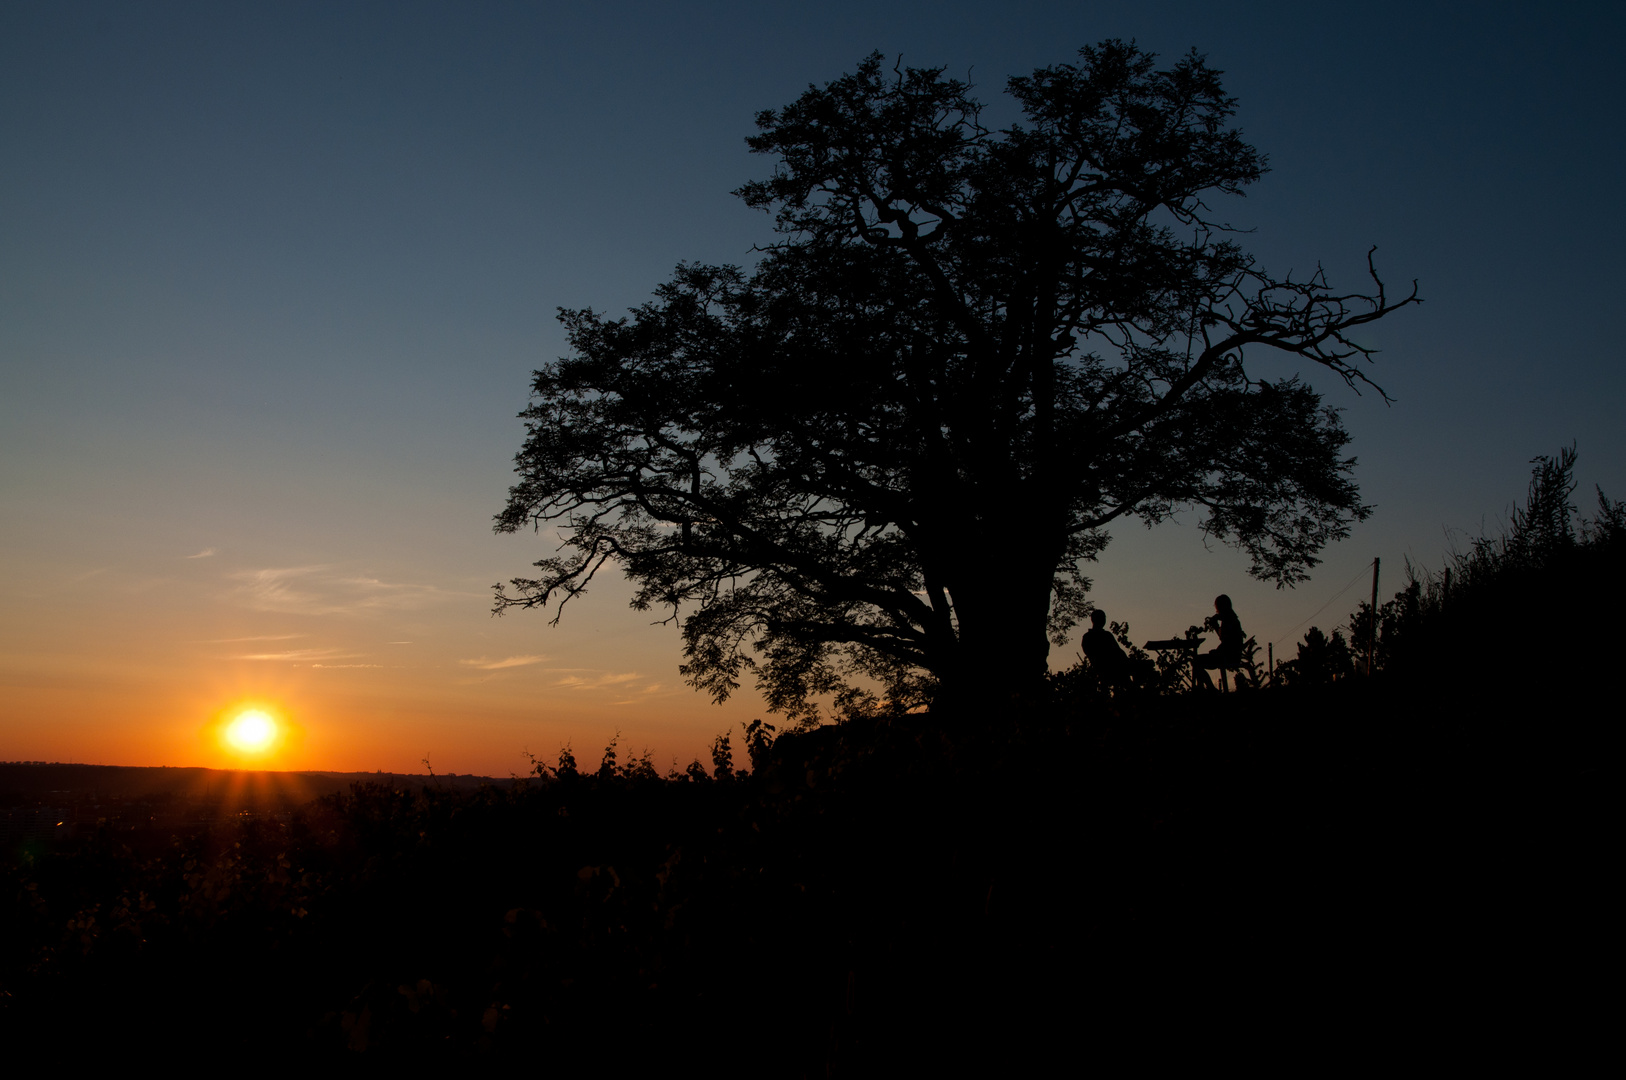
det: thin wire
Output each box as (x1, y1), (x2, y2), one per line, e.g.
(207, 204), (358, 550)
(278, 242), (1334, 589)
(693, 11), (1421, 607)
(1272, 560), (1374, 648)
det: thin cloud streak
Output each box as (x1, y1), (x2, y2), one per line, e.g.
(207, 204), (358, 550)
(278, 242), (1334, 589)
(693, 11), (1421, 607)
(186, 548), (217, 559)
(554, 672), (642, 691)
(235, 648), (361, 662)
(232, 566), (333, 614)
(231, 566), (462, 616)
(460, 655), (547, 670)
(336, 575), (461, 611)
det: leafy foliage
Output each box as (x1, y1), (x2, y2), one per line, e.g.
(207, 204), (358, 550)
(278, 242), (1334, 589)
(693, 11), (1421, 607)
(494, 41), (1417, 717)
(1273, 625), (1356, 686)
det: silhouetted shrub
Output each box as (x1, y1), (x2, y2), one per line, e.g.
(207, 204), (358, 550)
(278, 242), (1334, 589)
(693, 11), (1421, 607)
(1274, 445), (1623, 709)
(4, 449), (1614, 1067)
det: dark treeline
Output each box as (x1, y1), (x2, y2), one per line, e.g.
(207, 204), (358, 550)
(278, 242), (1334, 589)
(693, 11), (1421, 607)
(2, 452), (1614, 1068)
(0, 763), (498, 808)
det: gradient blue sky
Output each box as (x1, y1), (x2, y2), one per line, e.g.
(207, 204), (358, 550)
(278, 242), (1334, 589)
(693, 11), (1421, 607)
(3, 1), (1622, 773)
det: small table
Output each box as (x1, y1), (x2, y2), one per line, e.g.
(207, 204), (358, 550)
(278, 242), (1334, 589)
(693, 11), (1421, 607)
(1143, 636), (1206, 691)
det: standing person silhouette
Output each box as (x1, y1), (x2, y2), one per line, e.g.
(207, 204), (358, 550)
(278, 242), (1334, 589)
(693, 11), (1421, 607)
(1196, 594), (1245, 690)
(1080, 609), (1130, 689)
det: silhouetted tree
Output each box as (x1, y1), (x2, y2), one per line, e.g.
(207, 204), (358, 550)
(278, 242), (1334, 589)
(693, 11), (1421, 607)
(1276, 625), (1355, 686)
(709, 731), (735, 782)
(494, 42), (1418, 718)
(1506, 445), (1578, 565)
(1346, 580), (1422, 677)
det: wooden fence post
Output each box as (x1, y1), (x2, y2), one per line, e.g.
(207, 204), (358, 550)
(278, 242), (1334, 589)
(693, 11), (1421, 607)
(1366, 557), (1380, 677)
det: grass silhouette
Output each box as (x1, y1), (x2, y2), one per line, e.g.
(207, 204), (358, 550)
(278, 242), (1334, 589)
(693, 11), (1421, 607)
(3, 450), (1614, 1069)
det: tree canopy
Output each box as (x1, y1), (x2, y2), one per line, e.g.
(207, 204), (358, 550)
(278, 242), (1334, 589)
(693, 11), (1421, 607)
(494, 41), (1419, 719)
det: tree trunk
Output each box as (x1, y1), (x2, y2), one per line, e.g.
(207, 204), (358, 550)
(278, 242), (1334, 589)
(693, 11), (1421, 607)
(933, 567), (1055, 718)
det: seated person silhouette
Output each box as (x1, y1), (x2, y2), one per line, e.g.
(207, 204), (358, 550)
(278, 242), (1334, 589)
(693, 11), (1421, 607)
(1080, 609), (1130, 689)
(1196, 594), (1245, 690)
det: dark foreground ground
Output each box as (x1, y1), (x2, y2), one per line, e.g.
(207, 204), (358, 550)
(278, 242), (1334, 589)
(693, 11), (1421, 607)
(10, 455), (1613, 1070)
(0, 671), (1609, 1072)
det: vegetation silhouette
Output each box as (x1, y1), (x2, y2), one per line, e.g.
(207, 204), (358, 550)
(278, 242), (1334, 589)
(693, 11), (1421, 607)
(493, 41), (1419, 720)
(1271, 444), (1623, 696)
(6, 448), (1611, 1067)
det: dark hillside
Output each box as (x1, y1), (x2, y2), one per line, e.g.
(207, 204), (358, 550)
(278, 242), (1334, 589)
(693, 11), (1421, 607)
(2, 686), (1607, 1069)
(0, 763), (503, 806)
(2, 453), (1614, 1069)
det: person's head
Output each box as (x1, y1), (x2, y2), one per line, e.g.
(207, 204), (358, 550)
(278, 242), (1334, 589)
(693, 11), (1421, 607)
(1090, 610), (1107, 628)
(1214, 594), (1233, 614)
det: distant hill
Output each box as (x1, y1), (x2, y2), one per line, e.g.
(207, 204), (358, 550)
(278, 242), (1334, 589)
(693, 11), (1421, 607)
(0, 762), (514, 809)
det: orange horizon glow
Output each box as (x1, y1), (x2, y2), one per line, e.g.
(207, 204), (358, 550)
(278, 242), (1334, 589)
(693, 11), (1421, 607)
(0, 665), (764, 776)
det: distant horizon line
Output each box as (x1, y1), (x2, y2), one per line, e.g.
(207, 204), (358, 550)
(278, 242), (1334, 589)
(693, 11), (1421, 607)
(0, 760), (505, 780)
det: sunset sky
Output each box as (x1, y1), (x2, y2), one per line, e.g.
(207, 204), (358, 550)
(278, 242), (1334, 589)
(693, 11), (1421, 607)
(3, 2), (1622, 776)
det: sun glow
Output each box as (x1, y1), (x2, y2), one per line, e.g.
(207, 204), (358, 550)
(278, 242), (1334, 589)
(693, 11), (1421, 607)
(226, 710), (278, 752)
(210, 703), (294, 763)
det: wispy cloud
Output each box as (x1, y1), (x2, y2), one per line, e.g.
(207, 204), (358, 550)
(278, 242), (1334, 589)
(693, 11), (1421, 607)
(231, 566), (460, 616)
(335, 575), (456, 611)
(198, 634), (304, 643)
(310, 663), (385, 669)
(460, 655), (547, 671)
(232, 566), (333, 614)
(186, 548), (217, 559)
(236, 647), (361, 662)
(614, 684), (667, 704)
(555, 671), (642, 691)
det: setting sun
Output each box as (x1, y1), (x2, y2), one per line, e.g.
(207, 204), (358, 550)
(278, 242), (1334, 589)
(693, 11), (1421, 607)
(226, 710), (278, 753)
(197, 700), (306, 768)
